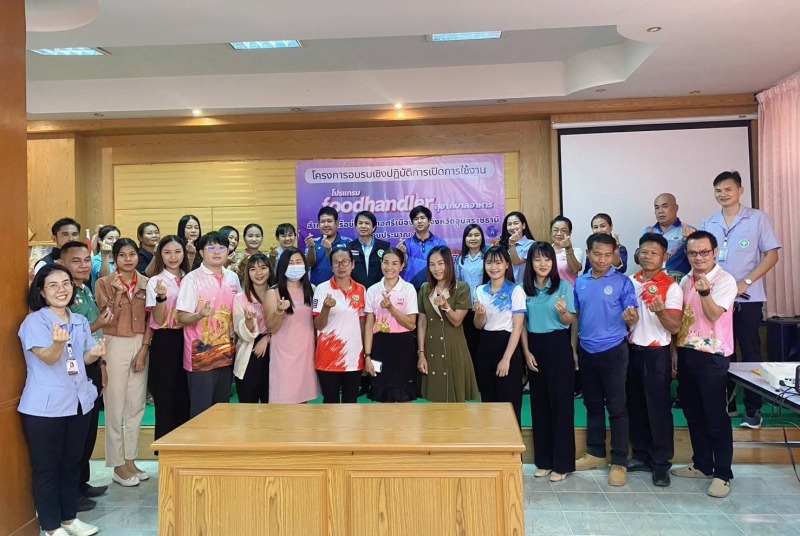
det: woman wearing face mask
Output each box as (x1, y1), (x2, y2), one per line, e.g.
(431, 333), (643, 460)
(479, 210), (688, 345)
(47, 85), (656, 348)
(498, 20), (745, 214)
(312, 247), (366, 404)
(136, 222), (161, 276)
(264, 248), (320, 403)
(92, 225), (121, 284)
(145, 235), (190, 441)
(363, 248), (418, 402)
(583, 213), (627, 273)
(233, 254), (274, 403)
(177, 215), (202, 271)
(95, 238), (150, 487)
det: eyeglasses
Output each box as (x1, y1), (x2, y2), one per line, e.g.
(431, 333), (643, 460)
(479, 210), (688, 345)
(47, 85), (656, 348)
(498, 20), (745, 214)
(44, 280), (75, 291)
(687, 249), (714, 258)
(205, 245), (228, 253)
(332, 260), (352, 267)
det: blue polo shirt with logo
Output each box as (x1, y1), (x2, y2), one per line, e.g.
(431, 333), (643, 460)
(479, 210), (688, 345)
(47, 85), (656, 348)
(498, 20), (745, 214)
(306, 233), (352, 286)
(403, 232), (448, 290)
(642, 218), (692, 278)
(574, 268), (638, 353)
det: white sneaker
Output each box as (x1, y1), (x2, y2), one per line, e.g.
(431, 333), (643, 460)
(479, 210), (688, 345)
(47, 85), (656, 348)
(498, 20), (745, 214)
(43, 529), (69, 536)
(134, 470), (150, 481)
(112, 471), (140, 487)
(60, 518), (99, 536)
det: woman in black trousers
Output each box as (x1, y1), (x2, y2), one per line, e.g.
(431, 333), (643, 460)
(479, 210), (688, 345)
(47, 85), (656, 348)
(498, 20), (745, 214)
(520, 242), (577, 483)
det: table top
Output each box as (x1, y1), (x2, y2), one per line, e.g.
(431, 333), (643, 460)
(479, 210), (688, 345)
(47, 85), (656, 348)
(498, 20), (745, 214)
(728, 362), (800, 412)
(152, 403), (525, 453)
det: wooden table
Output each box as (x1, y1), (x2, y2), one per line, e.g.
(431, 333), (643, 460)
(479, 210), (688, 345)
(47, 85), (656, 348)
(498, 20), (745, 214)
(153, 403), (525, 536)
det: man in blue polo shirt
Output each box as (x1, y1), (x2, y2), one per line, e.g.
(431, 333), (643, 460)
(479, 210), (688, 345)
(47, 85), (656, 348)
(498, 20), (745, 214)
(641, 193), (695, 281)
(574, 233), (639, 487)
(398, 205), (447, 290)
(700, 171), (780, 429)
(305, 206), (352, 286)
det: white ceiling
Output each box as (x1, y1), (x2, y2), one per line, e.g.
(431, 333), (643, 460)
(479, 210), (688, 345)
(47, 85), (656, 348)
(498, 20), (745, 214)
(25, 0), (800, 119)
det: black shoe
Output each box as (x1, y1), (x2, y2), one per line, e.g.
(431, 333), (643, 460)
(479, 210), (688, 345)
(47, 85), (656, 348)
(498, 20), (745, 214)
(671, 397), (682, 409)
(76, 496), (96, 512)
(81, 484), (108, 498)
(626, 458), (652, 473)
(652, 471), (671, 487)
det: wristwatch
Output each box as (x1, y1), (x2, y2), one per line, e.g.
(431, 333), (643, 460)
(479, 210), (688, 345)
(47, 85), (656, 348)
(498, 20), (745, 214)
(744, 278), (753, 286)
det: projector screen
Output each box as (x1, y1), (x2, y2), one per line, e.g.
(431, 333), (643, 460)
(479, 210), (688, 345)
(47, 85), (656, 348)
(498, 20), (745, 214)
(559, 122), (753, 274)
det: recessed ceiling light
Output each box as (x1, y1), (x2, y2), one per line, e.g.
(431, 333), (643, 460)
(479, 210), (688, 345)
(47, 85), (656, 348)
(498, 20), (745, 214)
(289, 107), (303, 112)
(31, 47), (106, 56)
(496, 99), (507, 103)
(429, 31), (502, 42)
(394, 103), (403, 109)
(93, 113), (104, 117)
(689, 90), (701, 94)
(230, 40), (301, 50)
(595, 88), (607, 93)
(192, 109), (203, 116)
(646, 26), (662, 33)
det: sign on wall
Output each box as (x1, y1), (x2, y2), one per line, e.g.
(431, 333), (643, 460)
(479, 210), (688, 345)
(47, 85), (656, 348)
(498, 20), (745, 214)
(296, 154), (506, 254)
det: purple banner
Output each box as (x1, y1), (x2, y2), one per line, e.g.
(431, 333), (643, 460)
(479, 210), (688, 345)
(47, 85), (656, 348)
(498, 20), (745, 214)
(296, 154), (505, 255)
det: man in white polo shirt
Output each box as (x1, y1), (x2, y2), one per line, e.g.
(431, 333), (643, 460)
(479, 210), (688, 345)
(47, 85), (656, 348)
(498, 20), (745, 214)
(626, 233), (683, 487)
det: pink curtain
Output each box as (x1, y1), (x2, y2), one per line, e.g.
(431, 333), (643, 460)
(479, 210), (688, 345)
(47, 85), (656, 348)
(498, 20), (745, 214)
(758, 75), (800, 317)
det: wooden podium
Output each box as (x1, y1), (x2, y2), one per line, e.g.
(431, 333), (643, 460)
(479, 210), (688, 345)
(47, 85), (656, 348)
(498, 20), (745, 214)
(153, 403), (525, 536)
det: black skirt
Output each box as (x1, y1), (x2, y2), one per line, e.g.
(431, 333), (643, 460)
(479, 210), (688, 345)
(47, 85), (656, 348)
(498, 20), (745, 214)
(368, 331), (418, 403)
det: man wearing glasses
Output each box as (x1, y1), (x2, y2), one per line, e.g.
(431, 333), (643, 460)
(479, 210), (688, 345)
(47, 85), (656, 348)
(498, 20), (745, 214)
(671, 230), (737, 498)
(177, 231), (242, 417)
(699, 171), (781, 428)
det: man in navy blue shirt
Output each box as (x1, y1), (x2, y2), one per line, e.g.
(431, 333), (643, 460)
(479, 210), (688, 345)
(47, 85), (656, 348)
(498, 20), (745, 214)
(574, 233), (639, 487)
(305, 207), (351, 286)
(398, 205), (447, 290)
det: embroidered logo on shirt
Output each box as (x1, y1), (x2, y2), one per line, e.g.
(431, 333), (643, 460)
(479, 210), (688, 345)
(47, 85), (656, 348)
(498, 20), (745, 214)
(604, 285), (614, 295)
(739, 239), (750, 249)
(647, 285), (658, 295)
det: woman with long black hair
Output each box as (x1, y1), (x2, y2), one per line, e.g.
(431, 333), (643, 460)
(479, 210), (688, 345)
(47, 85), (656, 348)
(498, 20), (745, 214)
(520, 242), (577, 482)
(498, 211), (535, 284)
(455, 223), (486, 367)
(136, 221), (160, 276)
(177, 214), (202, 270)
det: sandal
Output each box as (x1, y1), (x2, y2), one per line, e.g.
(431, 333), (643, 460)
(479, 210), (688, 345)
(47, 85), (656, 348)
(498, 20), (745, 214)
(534, 469), (553, 478)
(549, 472), (568, 482)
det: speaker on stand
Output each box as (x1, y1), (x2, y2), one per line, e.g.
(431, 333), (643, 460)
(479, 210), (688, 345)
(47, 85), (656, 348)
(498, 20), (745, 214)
(766, 317), (800, 362)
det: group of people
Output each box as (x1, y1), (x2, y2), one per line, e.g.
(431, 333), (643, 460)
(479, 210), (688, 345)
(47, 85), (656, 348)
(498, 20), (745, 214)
(19, 170), (779, 535)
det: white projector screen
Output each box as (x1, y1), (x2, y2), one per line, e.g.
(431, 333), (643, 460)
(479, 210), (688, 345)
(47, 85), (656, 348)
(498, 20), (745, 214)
(559, 123), (753, 274)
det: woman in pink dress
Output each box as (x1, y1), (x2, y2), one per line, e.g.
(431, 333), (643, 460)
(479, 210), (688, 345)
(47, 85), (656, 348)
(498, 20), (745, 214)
(265, 247), (320, 403)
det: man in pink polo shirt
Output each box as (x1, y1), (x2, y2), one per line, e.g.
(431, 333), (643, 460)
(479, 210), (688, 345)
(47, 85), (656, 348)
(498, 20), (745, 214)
(671, 230), (737, 499)
(177, 231), (242, 418)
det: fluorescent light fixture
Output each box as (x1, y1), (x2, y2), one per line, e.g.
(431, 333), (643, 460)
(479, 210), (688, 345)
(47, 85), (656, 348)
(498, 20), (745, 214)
(230, 40), (301, 50)
(31, 47), (106, 56)
(429, 31), (502, 42)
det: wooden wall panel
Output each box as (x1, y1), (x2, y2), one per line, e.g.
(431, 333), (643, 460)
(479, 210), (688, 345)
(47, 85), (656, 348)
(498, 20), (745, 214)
(27, 137), (76, 244)
(1, 1), (38, 534)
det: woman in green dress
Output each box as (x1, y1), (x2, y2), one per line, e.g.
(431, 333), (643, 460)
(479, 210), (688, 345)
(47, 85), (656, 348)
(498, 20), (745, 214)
(416, 245), (479, 402)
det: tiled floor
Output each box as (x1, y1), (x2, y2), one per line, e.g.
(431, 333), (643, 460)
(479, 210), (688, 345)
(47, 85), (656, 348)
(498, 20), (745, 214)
(77, 461), (800, 535)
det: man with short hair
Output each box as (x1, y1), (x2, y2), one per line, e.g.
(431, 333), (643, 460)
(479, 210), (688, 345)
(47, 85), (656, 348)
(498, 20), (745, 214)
(349, 210), (390, 290)
(59, 240), (114, 509)
(177, 231), (242, 418)
(642, 193), (695, 281)
(305, 207), (351, 286)
(398, 205), (447, 290)
(671, 230), (738, 498)
(626, 233), (683, 487)
(573, 233), (639, 487)
(700, 171), (781, 428)
(34, 217), (82, 273)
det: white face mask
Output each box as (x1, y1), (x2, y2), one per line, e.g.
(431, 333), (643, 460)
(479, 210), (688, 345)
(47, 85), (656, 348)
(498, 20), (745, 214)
(285, 265), (306, 282)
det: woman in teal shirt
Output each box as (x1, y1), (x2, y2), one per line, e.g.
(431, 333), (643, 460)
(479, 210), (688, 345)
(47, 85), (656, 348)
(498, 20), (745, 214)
(520, 242), (576, 483)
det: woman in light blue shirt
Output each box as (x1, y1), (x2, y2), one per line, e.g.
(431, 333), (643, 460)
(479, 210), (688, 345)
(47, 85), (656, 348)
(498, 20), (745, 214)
(455, 224), (486, 368)
(499, 211), (535, 284)
(520, 242), (576, 483)
(18, 264), (106, 536)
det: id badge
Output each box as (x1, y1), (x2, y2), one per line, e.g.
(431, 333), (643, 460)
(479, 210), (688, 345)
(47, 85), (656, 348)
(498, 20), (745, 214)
(66, 359), (79, 376)
(718, 246), (728, 262)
